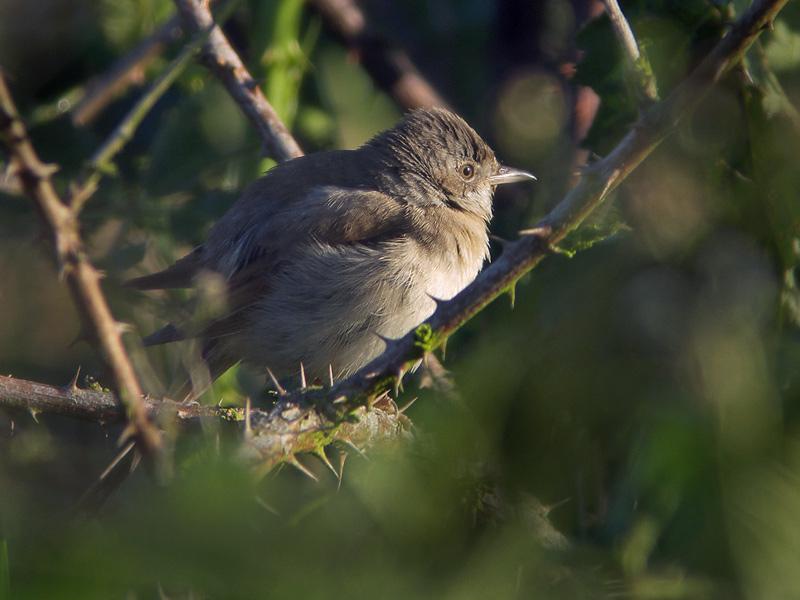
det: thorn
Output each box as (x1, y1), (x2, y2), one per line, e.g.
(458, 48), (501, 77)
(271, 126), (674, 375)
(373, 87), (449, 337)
(508, 281), (516, 309)
(255, 495), (279, 515)
(2, 158), (21, 179)
(98, 442), (136, 480)
(130, 449), (142, 473)
(286, 455), (319, 482)
(29, 408), (40, 423)
(338, 438), (368, 460)
(394, 366), (406, 396)
(440, 336), (448, 360)
(37, 162), (59, 178)
(518, 225), (551, 239)
(313, 447), (338, 478)
(542, 496), (571, 515)
(336, 451), (348, 490)
(244, 397), (253, 440)
(425, 292), (448, 310)
(299, 362), (306, 389)
(65, 366), (81, 392)
(118, 422), (137, 446)
(490, 234), (511, 250)
(367, 390), (390, 411)
(328, 364), (334, 387)
(266, 367), (286, 396)
(398, 397), (418, 414)
(332, 395), (348, 405)
(375, 332), (393, 346)
(116, 321), (133, 335)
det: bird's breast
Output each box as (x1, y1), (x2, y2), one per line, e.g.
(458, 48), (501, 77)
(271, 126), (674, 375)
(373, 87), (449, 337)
(415, 218), (489, 304)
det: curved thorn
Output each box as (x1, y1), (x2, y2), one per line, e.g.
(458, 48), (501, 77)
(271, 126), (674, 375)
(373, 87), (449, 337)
(398, 397), (418, 414)
(394, 367), (406, 396)
(374, 332), (393, 346)
(336, 451), (348, 490)
(328, 364), (335, 387)
(338, 438), (367, 460)
(266, 367), (286, 396)
(286, 456), (318, 482)
(313, 447), (338, 478)
(425, 292), (448, 311)
(299, 362), (307, 389)
(118, 422), (136, 446)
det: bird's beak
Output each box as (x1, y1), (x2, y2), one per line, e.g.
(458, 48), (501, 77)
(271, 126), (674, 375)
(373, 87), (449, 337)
(489, 165), (537, 186)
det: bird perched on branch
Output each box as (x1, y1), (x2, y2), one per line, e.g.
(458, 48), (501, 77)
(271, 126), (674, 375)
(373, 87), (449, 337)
(129, 107), (535, 392)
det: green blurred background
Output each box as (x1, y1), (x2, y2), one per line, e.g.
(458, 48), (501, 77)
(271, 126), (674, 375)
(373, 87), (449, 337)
(1, 0), (800, 597)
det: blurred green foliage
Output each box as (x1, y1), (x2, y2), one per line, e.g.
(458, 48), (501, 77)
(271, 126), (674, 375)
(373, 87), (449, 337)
(1, 0), (800, 598)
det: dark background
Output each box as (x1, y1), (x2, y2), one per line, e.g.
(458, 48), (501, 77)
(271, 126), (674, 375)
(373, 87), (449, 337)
(1, 0), (799, 597)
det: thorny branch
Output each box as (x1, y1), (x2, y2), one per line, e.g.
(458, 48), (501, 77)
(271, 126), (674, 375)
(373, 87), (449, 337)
(308, 0), (446, 110)
(71, 15), (184, 127)
(173, 0), (304, 162)
(0, 0), (788, 472)
(69, 0), (241, 214)
(0, 374), (410, 470)
(603, 0), (659, 104)
(0, 74), (163, 457)
(70, 35), (195, 213)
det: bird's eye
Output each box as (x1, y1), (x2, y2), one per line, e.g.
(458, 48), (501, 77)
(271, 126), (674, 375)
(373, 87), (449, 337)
(460, 163), (476, 180)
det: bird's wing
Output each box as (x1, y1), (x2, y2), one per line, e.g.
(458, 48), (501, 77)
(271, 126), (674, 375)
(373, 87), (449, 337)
(200, 185), (409, 336)
(139, 185), (408, 346)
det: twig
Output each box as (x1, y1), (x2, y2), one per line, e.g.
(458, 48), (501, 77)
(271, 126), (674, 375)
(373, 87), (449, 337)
(0, 74), (163, 456)
(0, 374), (211, 422)
(70, 40), (194, 213)
(71, 15), (184, 127)
(0, 374), (409, 465)
(603, 0), (659, 104)
(69, 0), (241, 214)
(308, 0), (446, 110)
(173, 0), (304, 162)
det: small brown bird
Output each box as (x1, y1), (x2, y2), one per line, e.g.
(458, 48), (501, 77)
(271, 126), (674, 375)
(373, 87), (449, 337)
(129, 108), (535, 389)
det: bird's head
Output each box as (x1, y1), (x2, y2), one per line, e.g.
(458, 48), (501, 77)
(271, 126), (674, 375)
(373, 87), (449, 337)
(367, 107), (536, 220)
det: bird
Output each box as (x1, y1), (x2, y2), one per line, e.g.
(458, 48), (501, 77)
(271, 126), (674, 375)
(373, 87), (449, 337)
(128, 107), (535, 393)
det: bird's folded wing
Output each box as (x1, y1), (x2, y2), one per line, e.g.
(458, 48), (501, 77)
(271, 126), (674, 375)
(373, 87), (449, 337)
(135, 185), (408, 345)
